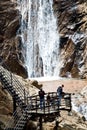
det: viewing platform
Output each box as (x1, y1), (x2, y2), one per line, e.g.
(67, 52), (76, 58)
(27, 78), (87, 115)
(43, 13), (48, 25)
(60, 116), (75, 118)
(25, 92), (72, 116)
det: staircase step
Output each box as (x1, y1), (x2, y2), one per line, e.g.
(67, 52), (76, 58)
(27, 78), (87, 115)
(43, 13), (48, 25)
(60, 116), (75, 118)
(2, 75), (8, 78)
(0, 74), (3, 77)
(22, 104), (27, 108)
(5, 128), (14, 130)
(15, 97), (21, 101)
(17, 120), (26, 123)
(14, 127), (23, 130)
(16, 98), (21, 102)
(1, 75), (8, 79)
(0, 66), (30, 130)
(16, 123), (25, 127)
(4, 82), (11, 86)
(20, 117), (27, 120)
(13, 93), (19, 97)
(1, 78), (7, 82)
(11, 90), (15, 93)
(4, 85), (13, 89)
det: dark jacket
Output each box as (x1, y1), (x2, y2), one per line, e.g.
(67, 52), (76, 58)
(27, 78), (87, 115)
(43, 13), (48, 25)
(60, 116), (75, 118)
(39, 90), (45, 99)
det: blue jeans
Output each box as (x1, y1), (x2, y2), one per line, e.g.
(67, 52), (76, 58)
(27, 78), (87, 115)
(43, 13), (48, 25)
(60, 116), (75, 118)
(58, 95), (62, 106)
(40, 98), (45, 109)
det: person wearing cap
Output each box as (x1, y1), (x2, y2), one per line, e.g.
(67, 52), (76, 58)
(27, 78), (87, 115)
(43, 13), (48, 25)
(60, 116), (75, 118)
(57, 84), (64, 106)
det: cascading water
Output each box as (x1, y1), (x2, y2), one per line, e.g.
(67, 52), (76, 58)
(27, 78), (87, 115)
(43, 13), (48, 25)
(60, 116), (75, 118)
(18, 0), (61, 78)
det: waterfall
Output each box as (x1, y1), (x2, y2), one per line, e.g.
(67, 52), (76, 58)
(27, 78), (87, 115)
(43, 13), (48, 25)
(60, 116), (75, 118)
(17, 0), (60, 78)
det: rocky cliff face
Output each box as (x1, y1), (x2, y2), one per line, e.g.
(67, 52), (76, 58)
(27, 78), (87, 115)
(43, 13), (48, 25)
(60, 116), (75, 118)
(53, 0), (87, 79)
(0, 0), (87, 79)
(0, 0), (28, 78)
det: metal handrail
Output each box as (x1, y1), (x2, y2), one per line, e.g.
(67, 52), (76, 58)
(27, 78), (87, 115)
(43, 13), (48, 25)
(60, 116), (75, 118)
(26, 92), (72, 112)
(0, 57), (31, 129)
(0, 57), (26, 91)
(0, 57), (72, 130)
(4, 109), (22, 129)
(0, 56), (29, 103)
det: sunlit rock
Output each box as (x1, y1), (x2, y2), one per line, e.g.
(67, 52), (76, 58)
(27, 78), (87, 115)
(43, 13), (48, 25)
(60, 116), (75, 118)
(0, 0), (27, 78)
(54, 0), (87, 79)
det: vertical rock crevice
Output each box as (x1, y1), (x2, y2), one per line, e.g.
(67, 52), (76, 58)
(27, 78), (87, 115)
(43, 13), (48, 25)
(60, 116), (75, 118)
(53, 0), (87, 79)
(0, 0), (28, 78)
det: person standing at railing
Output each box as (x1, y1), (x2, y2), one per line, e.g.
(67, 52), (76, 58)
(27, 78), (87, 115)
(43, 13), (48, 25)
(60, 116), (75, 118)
(38, 88), (45, 110)
(57, 84), (64, 106)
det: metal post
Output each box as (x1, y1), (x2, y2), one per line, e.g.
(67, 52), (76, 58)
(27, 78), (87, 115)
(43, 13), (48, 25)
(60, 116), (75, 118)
(24, 89), (26, 105)
(27, 91), (28, 104)
(36, 96), (37, 113)
(39, 116), (42, 130)
(13, 97), (16, 113)
(70, 94), (72, 111)
(43, 99), (45, 114)
(57, 101), (61, 117)
(10, 72), (12, 86)
(68, 94), (72, 116)
(55, 120), (59, 130)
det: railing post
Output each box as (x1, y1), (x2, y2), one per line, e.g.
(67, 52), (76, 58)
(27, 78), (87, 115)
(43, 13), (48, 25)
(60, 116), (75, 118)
(69, 94), (72, 112)
(24, 89), (26, 105)
(53, 93), (57, 110)
(10, 72), (13, 86)
(39, 116), (42, 130)
(13, 97), (16, 113)
(36, 96), (37, 113)
(43, 97), (45, 114)
(55, 120), (59, 130)
(27, 92), (28, 105)
(47, 93), (50, 113)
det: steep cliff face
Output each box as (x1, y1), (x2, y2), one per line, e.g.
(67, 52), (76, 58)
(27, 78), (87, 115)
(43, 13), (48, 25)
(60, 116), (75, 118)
(53, 0), (87, 79)
(0, 0), (87, 79)
(0, 0), (28, 78)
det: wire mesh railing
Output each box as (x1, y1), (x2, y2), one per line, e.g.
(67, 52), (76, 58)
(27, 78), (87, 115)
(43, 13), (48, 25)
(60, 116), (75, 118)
(4, 108), (22, 129)
(26, 92), (72, 114)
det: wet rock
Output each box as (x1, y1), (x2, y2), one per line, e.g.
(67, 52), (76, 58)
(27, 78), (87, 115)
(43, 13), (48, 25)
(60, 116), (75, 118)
(26, 120), (37, 130)
(0, 0), (87, 79)
(5, 16), (20, 39)
(0, 0), (27, 78)
(53, 0), (87, 79)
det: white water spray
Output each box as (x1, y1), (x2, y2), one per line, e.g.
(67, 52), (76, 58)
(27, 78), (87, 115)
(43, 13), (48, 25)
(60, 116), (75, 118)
(18, 0), (60, 78)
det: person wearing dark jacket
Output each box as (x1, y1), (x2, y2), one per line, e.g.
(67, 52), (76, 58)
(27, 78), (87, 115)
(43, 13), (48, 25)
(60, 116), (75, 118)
(38, 88), (45, 110)
(57, 84), (64, 106)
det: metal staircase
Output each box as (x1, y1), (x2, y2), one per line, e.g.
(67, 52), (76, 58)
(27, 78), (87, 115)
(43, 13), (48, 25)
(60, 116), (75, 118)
(14, 107), (31, 130)
(0, 62), (31, 130)
(4, 106), (31, 130)
(0, 58), (72, 130)
(0, 66), (27, 109)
